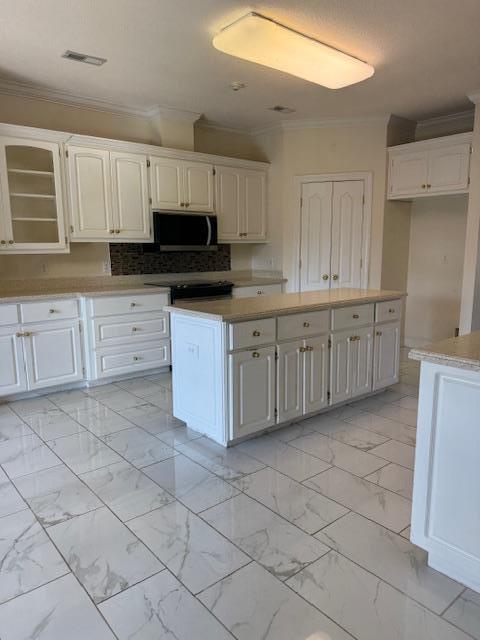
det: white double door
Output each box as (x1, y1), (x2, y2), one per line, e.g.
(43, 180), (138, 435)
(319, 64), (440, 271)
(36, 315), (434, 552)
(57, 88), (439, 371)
(300, 180), (365, 291)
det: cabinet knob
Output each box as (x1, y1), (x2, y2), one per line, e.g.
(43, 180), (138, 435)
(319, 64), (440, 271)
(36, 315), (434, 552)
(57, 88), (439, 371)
(115, 229), (120, 234)
(133, 355), (141, 361)
(299, 346), (306, 353)
(185, 202), (190, 208)
(303, 321), (310, 327)
(388, 308), (395, 314)
(8, 240), (13, 245)
(427, 184), (431, 188)
(48, 309), (57, 314)
(132, 327), (139, 332)
(322, 274), (329, 281)
(252, 330), (261, 337)
(180, 202), (185, 207)
(0, 240), (6, 245)
(376, 331), (383, 336)
(130, 302), (137, 307)
(110, 229), (115, 234)
(305, 345), (314, 351)
(352, 314), (359, 319)
(421, 184), (426, 189)
(332, 274), (339, 281)
(252, 351), (260, 358)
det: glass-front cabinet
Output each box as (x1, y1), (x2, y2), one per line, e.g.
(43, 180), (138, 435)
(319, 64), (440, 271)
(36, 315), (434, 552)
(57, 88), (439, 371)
(0, 137), (67, 253)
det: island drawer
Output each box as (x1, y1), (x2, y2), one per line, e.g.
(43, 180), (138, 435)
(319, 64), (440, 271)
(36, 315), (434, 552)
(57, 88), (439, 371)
(331, 303), (374, 331)
(94, 339), (171, 378)
(376, 299), (402, 323)
(89, 293), (169, 317)
(229, 317), (276, 350)
(0, 304), (19, 326)
(277, 310), (329, 341)
(20, 298), (79, 323)
(232, 283), (283, 298)
(92, 312), (169, 347)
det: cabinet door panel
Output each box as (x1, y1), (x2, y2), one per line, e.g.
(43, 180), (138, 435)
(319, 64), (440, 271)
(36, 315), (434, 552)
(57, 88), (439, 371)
(111, 152), (151, 240)
(183, 162), (214, 212)
(300, 182), (333, 291)
(229, 346), (276, 439)
(373, 321), (400, 390)
(0, 328), (27, 396)
(304, 335), (329, 414)
(330, 329), (353, 404)
(389, 152), (428, 197)
(330, 181), (364, 289)
(68, 146), (113, 239)
(215, 166), (242, 241)
(149, 157), (184, 210)
(427, 144), (471, 193)
(277, 340), (303, 423)
(244, 170), (266, 240)
(24, 321), (83, 390)
(351, 325), (374, 399)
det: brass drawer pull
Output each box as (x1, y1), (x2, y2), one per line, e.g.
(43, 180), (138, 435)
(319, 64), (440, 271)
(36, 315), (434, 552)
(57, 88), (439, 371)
(110, 229), (115, 234)
(376, 331), (383, 336)
(115, 229), (121, 234)
(299, 346), (306, 352)
(132, 327), (139, 332)
(303, 321), (310, 327)
(8, 240), (13, 244)
(257, 290), (263, 295)
(349, 335), (360, 342)
(427, 184), (431, 188)
(353, 314), (360, 319)
(332, 274), (339, 280)
(322, 274), (329, 281)
(305, 345), (314, 351)
(133, 355), (141, 361)
(0, 240), (6, 245)
(130, 302), (137, 307)
(252, 330), (261, 337)
(16, 331), (32, 338)
(252, 351), (260, 358)
(49, 308), (58, 314)
(421, 184), (426, 189)
(388, 308), (396, 314)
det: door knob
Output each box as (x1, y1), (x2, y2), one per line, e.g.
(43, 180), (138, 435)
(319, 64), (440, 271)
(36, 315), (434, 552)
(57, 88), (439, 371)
(8, 240), (13, 244)
(252, 351), (260, 358)
(322, 274), (329, 281)
(0, 240), (6, 245)
(305, 346), (314, 351)
(303, 322), (310, 327)
(332, 274), (339, 281)
(299, 347), (306, 353)
(376, 331), (383, 336)
(252, 330), (261, 336)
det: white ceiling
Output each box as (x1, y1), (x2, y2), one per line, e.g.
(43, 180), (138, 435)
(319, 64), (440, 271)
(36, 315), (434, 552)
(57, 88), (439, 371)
(1, 0), (479, 130)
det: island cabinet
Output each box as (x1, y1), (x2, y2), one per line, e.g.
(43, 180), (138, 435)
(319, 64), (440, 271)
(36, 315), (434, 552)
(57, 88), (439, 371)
(168, 292), (403, 446)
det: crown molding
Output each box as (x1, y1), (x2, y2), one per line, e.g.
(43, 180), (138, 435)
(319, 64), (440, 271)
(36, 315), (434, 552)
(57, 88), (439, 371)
(147, 105), (202, 123)
(467, 91), (480, 105)
(416, 109), (475, 133)
(196, 120), (251, 135)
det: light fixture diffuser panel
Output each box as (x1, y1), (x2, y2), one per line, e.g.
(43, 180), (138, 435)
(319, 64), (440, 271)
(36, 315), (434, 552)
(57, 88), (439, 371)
(213, 12), (374, 89)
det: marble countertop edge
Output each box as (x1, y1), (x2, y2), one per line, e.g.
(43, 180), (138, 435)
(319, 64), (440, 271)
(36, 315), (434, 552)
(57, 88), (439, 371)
(409, 332), (480, 372)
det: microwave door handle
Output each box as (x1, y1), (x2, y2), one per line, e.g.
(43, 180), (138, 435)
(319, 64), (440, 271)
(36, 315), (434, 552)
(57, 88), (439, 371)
(205, 216), (212, 246)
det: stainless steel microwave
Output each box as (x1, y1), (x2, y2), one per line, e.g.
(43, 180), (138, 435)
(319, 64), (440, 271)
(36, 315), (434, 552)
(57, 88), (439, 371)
(150, 211), (218, 251)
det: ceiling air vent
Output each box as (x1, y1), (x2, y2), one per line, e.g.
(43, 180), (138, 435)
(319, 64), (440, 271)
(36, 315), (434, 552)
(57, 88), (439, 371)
(269, 105), (296, 114)
(62, 50), (107, 66)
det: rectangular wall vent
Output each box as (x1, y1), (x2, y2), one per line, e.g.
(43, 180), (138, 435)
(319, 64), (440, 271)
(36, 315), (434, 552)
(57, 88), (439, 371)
(62, 50), (107, 66)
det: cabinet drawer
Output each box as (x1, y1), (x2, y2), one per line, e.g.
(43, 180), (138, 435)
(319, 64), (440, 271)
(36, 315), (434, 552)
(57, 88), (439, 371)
(277, 310), (329, 341)
(375, 299), (402, 323)
(94, 339), (171, 378)
(331, 303), (374, 331)
(89, 293), (169, 317)
(232, 283), (282, 298)
(0, 304), (19, 326)
(20, 298), (79, 323)
(92, 312), (169, 347)
(229, 317), (276, 350)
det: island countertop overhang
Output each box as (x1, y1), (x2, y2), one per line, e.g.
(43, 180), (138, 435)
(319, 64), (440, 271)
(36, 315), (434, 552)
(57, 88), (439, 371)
(409, 330), (480, 372)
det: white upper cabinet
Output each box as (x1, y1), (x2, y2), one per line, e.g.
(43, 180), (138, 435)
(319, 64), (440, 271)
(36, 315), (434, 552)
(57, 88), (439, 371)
(0, 137), (67, 254)
(388, 133), (472, 199)
(215, 165), (267, 242)
(111, 151), (150, 239)
(150, 157), (213, 212)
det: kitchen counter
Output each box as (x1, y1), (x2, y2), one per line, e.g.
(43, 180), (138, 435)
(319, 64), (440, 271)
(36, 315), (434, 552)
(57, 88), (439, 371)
(409, 331), (480, 372)
(166, 288), (405, 322)
(0, 284), (170, 303)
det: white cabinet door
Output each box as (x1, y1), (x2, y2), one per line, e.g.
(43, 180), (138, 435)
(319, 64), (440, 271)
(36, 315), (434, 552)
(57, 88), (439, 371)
(0, 327), (27, 396)
(330, 329), (353, 405)
(183, 162), (214, 212)
(111, 151), (151, 240)
(277, 340), (303, 423)
(389, 152), (428, 198)
(351, 325), (374, 399)
(68, 146), (114, 239)
(149, 157), (184, 210)
(23, 320), (83, 390)
(373, 321), (400, 390)
(427, 144), (471, 193)
(300, 181), (333, 291)
(330, 181), (364, 289)
(230, 346), (276, 439)
(215, 166), (242, 241)
(243, 170), (266, 240)
(304, 335), (329, 414)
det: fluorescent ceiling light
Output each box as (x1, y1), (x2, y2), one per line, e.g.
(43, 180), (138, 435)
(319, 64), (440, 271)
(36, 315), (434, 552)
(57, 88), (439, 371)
(213, 12), (374, 89)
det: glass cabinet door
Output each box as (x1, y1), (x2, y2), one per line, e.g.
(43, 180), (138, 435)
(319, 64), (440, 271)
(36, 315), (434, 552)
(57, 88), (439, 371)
(0, 137), (67, 253)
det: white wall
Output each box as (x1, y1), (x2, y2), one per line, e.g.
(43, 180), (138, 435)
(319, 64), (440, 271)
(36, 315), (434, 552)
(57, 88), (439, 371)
(405, 195), (468, 346)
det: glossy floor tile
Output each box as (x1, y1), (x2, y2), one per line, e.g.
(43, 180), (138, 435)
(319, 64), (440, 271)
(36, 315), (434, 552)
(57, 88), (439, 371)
(443, 589), (480, 639)
(101, 427), (177, 468)
(48, 431), (122, 474)
(25, 410), (85, 441)
(364, 462), (414, 499)
(0, 434), (61, 479)
(0, 467), (26, 518)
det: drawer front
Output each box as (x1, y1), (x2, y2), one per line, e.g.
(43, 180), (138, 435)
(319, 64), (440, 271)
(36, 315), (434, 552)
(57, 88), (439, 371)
(93, 313), (169, 347)
(331, 303), (375, 331)
(229, 317), (276, 350)
(0, 304), (19, 327)
(89, 293), (169, 317)
(95, 339), (171, 378)
(232, 283), (282, 298)
(375, 299), (403, 323)
(277, 310), (330, 341)
(20, 299), (79, 324)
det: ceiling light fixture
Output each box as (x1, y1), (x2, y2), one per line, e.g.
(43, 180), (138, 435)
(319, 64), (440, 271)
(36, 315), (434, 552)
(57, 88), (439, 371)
(62, 50), (107, 66)
(213, 12), (374, 89)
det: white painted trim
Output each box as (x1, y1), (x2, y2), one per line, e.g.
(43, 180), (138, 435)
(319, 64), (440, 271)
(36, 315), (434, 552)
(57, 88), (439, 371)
(467, 90), (480, 105)
(291, 172), (373, 292)
(416, 110), (474, 136)
(388, 131), (473, 152)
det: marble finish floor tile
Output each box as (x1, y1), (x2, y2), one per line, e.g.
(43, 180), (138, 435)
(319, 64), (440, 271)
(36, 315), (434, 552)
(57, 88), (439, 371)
(0, 509), (68, 604)
(128, 501), (250, 594)
(177, 437), (265, 481)
(0, 467), (26, 518)
(142, 388), (173, 412)
(304, 413), (389, 450)
(47, 389), (90, 410)
(199, 561), (353, 640)
(9, 397), (58, 417)
(288, 551), (470, 640)
(0, 406), (27, 427)
(96, 390), (146, 411)
(144, 454), (239, 513)
(144, 371), (172, 389)
(81, 461), (174, 521)
(99, 569), (233, 640)
(390, 381), (419, 397)
(237, 436), (331, 481)
(48, 431), (122, 474)
(62, 396), (103, 415)
(345, 411), (416, 446)
(393, 395), (419, 410)
(0, 573), (116, 640)
(48, 506), (163, 603)
(25, 410), (85, 441)
(155, 425), (201, 446)
(14, 464), (102, 527)
(111, 377), (164, 398)
(67, 404), (134, 437)
(288, 431), (387, 477)
(102, 427), (177, 468)
(369, 440), (416, 469)
(268, 421), (317, 443)
(0, 421), (34, 443)
(83, 383), (121, 397)
(368, 403), (418, 427)
(443, 589), (480, 640)
(232, 466), (348, 534)
(121, 402), (184, 434)
(400, 525), (411, 539)
(202, 494), (329, 580)
(305, 467), (411, 532)
(364, 462), (414, 499)
(0, 434), (61, 479)
(316, 512), (464, 614)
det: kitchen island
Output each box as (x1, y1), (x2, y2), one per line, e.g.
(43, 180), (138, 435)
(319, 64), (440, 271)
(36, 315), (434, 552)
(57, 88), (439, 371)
(409, 334), (480, 593)
(166, 288), (404, 446)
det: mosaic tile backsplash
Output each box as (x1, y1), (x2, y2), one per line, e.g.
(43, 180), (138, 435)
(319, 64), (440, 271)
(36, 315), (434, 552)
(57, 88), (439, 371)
(109, 243), (231, 275)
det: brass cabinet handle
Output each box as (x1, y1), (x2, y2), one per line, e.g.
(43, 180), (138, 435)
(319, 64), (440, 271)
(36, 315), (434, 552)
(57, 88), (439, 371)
(388, 308), (395, 314)
(130, 302), (137, 307)
(427, 184), (431, 188)
(0, 240), (6, 245)
(349, 335), (360, 342)
(16, 331), (32, 338)
(49, 308), (58, 314)
(109, 229), (115, 234)
(115, 229), (120, 234)
(133, 355), (141, 361)
(252, 330), (261, 337)
(421, 184), (426, 189)
(185, 202), (190, 208)
(180, 202), (185, 207)
(305, 345), (314, 351)
(257, 290), (264, 295)
(252, 351), (260, 358)
(132, 326), (139, 332)
(8, 240), (13, 244)
(332, 274), (339, 281)
(376, 331), (383, 336)
(352, 314), (360, 319)
(322, 274), (329, 281)
(299, 346), (306, 352)
(303, 321), (310, 327)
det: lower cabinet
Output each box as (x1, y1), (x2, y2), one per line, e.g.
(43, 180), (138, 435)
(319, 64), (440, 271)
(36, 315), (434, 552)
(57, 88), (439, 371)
(373, 321), (401, 390)
(229, 346), (276, 439)
(330, 326), (374, 404)
(0, 327), (27, 395)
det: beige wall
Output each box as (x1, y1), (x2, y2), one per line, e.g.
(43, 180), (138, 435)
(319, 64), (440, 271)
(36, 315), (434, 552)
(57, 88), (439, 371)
(195, 124), (266, 162)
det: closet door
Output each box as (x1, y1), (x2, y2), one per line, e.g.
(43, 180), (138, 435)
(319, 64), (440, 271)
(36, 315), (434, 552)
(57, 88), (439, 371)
(330, 181), (364, 289)
(300, 182), (333, 291)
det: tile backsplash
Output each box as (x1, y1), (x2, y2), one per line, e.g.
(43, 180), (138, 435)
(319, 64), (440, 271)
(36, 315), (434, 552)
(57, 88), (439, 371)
(109, 243), (231, 275)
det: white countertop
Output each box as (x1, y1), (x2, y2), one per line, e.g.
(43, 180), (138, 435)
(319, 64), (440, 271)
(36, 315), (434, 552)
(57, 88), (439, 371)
(409, 331), (480, 372)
